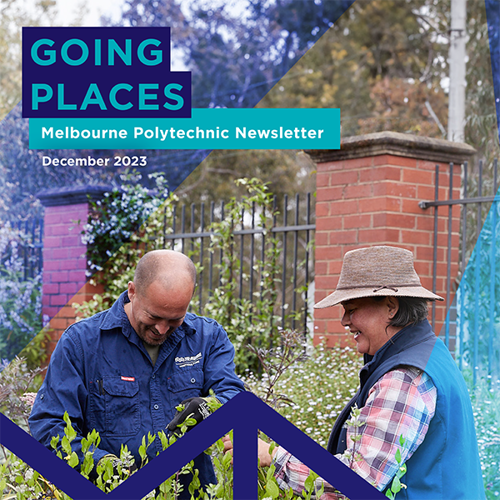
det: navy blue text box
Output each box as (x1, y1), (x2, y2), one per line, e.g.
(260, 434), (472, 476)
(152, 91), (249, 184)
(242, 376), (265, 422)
(22, 27), (191, 118)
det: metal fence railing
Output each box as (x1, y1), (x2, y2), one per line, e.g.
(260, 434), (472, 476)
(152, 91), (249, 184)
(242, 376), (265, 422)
(420, 159), (500, 384)
(155, 194), (316, 334)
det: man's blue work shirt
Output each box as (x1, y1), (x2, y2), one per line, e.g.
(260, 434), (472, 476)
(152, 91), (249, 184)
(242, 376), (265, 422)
(29, 291), (245, 492)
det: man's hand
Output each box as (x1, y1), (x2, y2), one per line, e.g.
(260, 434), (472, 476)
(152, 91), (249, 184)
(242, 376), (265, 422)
(222, 436), (277, 467)
(167, 397), (216, 436)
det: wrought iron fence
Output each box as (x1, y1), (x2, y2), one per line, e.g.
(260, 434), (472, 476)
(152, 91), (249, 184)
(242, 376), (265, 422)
(1, 218), (44, 279)
(153, 193), (316, 334)
(420, 159), (500, 384)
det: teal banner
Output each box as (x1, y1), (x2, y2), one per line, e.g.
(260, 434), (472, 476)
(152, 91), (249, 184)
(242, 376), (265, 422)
(29, 108), (340, 149)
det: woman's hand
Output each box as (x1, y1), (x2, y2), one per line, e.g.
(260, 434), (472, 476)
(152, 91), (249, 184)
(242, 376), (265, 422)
(222, 435), (277, 467)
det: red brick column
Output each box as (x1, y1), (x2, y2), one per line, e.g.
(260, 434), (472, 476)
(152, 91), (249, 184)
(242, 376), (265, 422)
(307, 132), (476, 347)
(38, 185), (110, 355)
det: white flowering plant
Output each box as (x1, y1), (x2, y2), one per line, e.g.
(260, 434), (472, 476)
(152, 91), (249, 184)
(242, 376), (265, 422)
(82, 170), (169, 277)
(243, 339), (361, 447)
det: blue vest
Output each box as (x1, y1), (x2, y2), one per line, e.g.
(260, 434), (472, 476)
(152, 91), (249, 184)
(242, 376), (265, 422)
(327, 320), (485, 499)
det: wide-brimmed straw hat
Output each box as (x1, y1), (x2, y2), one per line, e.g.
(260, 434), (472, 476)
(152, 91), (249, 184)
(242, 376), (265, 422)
(314, 246), (443, 309)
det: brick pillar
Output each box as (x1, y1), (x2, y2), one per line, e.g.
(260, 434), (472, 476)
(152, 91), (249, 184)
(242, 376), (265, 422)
(307, 132), (476, 347)
(37, 185), (111, 355)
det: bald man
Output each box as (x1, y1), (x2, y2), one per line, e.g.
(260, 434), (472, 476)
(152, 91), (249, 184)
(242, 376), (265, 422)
(29, 250), (244, 496)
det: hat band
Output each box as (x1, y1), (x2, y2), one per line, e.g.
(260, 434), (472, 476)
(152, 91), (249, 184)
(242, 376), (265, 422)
(336, 283), (422, 293)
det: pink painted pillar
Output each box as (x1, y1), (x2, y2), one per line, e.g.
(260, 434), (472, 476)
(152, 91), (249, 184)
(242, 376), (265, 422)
(38, 185), (110, 356)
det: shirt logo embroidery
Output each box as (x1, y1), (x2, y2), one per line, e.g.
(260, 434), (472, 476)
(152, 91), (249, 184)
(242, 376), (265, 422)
(175, 352), (202, 368)
(121, 376), (135, 382)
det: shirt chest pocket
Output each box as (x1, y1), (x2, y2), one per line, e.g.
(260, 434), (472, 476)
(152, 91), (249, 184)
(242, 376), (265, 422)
(167, 369), (204, 409)
(90, 376), (140, 437)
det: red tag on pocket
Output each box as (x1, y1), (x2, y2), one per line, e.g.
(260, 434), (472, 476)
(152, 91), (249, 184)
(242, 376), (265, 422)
(121, 376), (135, 382)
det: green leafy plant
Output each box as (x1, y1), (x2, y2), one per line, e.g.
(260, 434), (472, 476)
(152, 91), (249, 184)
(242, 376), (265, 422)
(202, 178), (283, 374)
(385, 436), (407, 499)
(341, 404), (364, 470)
(1, 402), (218, 499)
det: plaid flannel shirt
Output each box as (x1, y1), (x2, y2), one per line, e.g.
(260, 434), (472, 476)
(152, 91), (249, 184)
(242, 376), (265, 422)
(273, 367), (437, 499)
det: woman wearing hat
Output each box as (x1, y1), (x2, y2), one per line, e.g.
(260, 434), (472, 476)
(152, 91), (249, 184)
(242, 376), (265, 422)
(224, 246), (485, 499)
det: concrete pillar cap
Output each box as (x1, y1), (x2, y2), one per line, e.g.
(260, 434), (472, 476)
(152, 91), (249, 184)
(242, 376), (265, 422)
(37, 184), (113, 207)
(306, 131), (476, 164)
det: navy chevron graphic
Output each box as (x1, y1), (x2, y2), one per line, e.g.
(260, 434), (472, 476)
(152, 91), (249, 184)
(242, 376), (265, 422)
(0, 392), (384, 500)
